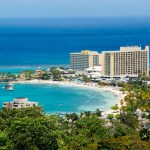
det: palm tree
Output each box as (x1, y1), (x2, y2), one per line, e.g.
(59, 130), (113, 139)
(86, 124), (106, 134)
(65, 113), (71, 120)
(52, 70), (61, 81)
(0, 72), (5, 78)
(41, 72), (50, 80)
(84, 111), (91, 117)
(23, 70), (35, 80)
(95, 109), (102, 117)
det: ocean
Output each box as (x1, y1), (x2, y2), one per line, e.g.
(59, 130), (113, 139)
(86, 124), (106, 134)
(0, 17), (150, 72)
(0, 18), (148, 113)
(0, 83), (118, 113)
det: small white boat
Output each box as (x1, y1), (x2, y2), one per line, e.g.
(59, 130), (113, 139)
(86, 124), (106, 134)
(3, 83), (14, 91)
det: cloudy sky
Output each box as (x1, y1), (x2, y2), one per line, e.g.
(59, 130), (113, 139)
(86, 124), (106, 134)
(0, 0), (149, 18)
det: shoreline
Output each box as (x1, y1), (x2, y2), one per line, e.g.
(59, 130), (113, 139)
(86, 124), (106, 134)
(13, 79), (126, 115)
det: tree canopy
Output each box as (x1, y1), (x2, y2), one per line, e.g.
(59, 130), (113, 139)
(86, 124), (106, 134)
(0, 106), (149, 150)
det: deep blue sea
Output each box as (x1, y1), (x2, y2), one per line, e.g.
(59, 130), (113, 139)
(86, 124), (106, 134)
(0, 17), (150, 72)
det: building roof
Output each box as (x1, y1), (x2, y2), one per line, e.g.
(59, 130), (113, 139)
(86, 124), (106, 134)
(102, 46), (149, 53)
(70, 50), (99, 55)
(85, 66), (102, 71)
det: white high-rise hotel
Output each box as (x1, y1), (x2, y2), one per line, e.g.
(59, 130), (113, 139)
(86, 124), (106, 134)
(70, 46), (149, 77)
(101, 46), (149, 77)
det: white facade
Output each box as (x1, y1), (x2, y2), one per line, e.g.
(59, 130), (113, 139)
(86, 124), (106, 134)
(3, 97), (38, 110)
(85, 66), (102, 78)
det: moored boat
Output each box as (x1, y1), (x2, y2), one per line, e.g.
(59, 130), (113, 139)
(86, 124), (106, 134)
(3, 83), (14, 91)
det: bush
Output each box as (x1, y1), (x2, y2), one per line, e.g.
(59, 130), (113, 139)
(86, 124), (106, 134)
(111, 104), (119, 110)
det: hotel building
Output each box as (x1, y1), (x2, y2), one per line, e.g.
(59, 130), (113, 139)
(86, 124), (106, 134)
(70, 50), (101, 70)
(101, 46), (149, 78)
(3, 97), (38, 110)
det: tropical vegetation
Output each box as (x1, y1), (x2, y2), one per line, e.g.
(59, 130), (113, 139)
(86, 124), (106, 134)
(0, 68), (150, 149)
(0, 106), (150, 150)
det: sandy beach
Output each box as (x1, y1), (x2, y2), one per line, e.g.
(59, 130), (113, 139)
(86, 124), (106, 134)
(13, 79), (126, 115)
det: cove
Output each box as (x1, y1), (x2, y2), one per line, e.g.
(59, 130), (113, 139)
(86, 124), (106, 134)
(0, 83), (118, 114)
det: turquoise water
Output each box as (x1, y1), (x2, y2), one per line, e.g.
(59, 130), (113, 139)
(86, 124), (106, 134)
(0, 65), (69, 74)
(0, 83), (118, 113)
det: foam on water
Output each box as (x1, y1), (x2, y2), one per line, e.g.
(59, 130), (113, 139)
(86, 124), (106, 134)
(78, 91), (118, 112)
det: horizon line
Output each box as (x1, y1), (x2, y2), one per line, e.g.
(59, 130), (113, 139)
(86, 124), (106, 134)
(0, 16), (150, 20)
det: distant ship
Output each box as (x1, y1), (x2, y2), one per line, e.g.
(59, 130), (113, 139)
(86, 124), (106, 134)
(3, 83), (14, 91)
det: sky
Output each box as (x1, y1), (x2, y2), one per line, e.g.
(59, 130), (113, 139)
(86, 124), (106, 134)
(0, 0), (150, 18)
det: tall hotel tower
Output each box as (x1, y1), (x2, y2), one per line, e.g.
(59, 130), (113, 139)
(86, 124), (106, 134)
(101, 46), (149, 77)
(70, 50), (101, 70)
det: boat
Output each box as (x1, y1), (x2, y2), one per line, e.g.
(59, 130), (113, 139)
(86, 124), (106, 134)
(3, 83), (14, 91)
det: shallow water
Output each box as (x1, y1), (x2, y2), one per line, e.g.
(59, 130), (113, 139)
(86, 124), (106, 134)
(0, 83), (118, 113)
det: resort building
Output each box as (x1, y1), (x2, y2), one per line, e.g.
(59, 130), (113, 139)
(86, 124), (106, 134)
(85, 65), (102, 73)
(3, 97), (38, 110)
(70, 50), (101, 70)
(36, 67), (42, 77)
(85, 65), (102, 78)
(101, 46), (149, 78)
